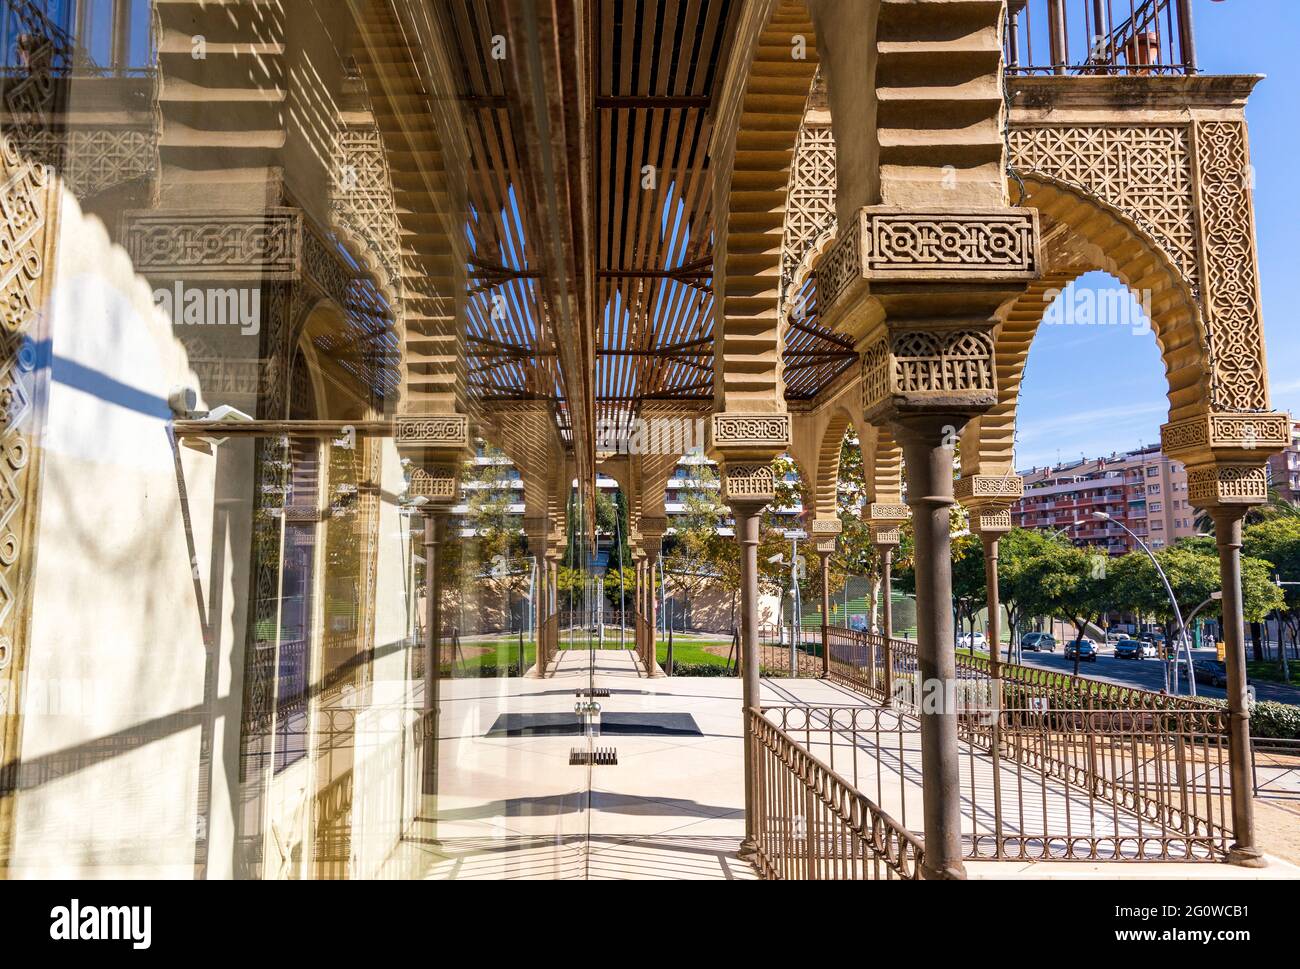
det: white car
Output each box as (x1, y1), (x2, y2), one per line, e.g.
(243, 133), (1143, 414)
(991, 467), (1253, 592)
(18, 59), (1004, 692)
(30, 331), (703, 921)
(956, 631), (987, 651)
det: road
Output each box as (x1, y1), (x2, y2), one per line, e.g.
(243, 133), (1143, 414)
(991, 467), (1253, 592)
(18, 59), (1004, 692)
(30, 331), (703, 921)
(975, 644), (1300, 705)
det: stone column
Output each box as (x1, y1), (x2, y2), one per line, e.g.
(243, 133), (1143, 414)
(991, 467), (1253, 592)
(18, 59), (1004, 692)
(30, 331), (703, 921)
(1212, 507), (1265, 867)
(705, 413), (788, 860)
(641, 519), (667, 677)
(396, 415), (470, 817)
(419, 507), (447, 797)
(525, 521), (550, 677)
(733, 496), (767, 857)
(811, 518), (842, 678)
(871, 527), (902, 699)
(895, 416), (967, 880)
(1162, 416), (1290, 867)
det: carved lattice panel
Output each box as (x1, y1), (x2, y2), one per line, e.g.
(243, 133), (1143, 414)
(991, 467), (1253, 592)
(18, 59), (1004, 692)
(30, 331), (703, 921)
(1009, 125), (1197, 284)
(780, 124), (836, 296)
(334, 126), (401, 294)
(1195, 121), (1268, 413)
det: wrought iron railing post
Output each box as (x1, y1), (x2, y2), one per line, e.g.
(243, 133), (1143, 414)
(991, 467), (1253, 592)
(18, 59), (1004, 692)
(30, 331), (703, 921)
(1176, 0), (1198, 73)
(1048, 0), (1068, 74)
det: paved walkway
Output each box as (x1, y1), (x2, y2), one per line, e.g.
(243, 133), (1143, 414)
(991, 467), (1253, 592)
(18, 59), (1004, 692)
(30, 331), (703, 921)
(380, 650), (1299, 880)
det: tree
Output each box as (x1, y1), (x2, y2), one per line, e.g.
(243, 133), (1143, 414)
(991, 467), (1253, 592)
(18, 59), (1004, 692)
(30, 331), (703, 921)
(996, 528), (1069, 663)
(1244, 517), (1300, 667)
(1019, 542), (1112, 676)
(951, 534), (987, 653)
(663, 462), (730, 667)
(460, 446), (529, 655)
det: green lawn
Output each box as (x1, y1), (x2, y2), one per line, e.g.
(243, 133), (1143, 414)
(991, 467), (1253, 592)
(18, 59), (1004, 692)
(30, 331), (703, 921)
(656, 636), (734, 668)
(1246, 661), (1300, 686)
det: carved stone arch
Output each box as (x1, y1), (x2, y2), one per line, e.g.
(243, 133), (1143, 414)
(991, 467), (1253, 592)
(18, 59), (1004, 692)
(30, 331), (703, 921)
(711, 0), (820, 412)
(811, 405), (853, 520)
(862, 424), (904, 506)
(962, 174), (1212, 478)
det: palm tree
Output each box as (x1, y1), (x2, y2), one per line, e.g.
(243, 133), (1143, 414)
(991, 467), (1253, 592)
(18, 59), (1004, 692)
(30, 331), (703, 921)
(1194, 488), (1300, 536)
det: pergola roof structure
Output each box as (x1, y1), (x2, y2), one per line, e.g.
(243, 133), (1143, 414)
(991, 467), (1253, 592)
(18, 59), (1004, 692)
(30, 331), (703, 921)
(430, 0), (849, 466)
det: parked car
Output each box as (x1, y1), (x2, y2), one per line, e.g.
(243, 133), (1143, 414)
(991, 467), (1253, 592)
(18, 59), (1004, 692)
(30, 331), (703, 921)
(956, 631), (987, 651)
(1020, 632), (1056, 653)
(1114, 638), (1157, 660)
(1064, 638), (1098, 662)
(1105, 630), (1128, 643)
(1193, 660), (1228, 688)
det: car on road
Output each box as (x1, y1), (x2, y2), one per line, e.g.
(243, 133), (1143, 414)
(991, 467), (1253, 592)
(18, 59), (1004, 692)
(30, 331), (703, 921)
(1020, 632), (1056, 652)
(1114, 638), (1157, 660)
(1064, 638), (1098, 662)
(1193, 659), (1228, 688)
(956, 631), (987, 651)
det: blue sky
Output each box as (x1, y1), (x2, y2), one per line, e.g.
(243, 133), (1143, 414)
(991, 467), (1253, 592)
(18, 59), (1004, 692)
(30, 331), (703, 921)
(1015, 0), (1300, 470)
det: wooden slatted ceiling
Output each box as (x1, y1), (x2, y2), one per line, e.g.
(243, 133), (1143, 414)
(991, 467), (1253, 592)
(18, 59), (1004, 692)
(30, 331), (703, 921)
(782, 275), (856, 399)
(429, 0), (847, 445)
(595, 0), (731, 437)
(429, 0), (564, 417)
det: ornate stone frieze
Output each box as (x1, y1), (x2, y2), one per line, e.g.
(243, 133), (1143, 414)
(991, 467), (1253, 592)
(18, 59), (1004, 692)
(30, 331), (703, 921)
(819, 208), (1040, 314)
(814, 538), (837, 555)
(1186, 464), (1268, 507)
(867, 503), (910, 524)
(122, 209), (302, 280)
(722, 464), (776, 504)
(954, 474), (1025, 504)
(709, 413), (791, 450)
(395, 414), (470, 470)
(810, 518), (843, 536)
(1161, 412), (1289, 463)
(862, 330), (996, 414)
(395, 415), (470, 448)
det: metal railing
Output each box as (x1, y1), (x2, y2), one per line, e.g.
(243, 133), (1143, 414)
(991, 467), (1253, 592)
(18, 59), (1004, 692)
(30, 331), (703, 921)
(766, 702), (1232, 863)
(748, 708), (925, 880)
(1005, 0), (1198, 77)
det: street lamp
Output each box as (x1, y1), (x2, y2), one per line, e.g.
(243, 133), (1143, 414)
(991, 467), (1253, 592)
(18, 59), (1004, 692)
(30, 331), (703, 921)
(1092, 511), (1197, 696)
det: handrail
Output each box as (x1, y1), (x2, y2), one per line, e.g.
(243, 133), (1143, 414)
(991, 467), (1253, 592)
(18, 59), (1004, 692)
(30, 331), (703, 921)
(748, 708), (924, 880)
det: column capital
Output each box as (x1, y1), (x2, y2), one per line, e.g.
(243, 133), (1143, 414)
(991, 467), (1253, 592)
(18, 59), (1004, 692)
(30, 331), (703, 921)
(818, 207), (1042, 328)
(1186, 461), (1271, 510)
(870, 525), (902, 549)
(707, 414), (788, 509)
(408, 465), (460, 512)
(1161, 411), (1290, 466)
(395, 413), (471, 468)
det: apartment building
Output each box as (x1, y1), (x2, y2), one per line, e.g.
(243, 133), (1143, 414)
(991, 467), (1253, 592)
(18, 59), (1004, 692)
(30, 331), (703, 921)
(1012, 446), (1198, 553)
(1266, 419), (1300, 502)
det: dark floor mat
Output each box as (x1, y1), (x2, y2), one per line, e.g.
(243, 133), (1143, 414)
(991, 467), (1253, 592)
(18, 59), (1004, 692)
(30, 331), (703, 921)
(485, 712), (702, 738)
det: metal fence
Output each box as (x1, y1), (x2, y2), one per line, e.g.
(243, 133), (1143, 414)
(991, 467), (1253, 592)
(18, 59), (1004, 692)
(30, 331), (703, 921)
(1005, 1), (1198, 76)
(766, 698), (1232, 863)
(748, 708), (924, 880)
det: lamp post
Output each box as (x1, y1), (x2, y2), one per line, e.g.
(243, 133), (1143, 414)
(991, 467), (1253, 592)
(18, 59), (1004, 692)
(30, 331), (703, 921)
(1092, 511), (1196, 696)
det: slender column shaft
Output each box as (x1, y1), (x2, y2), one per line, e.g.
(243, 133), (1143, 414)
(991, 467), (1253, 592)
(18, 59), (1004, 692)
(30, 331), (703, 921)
(1212, 509), (1265, 867)
(880, 546), (894, 699)
(734, 502), (764, 857)
(421, 511), (445, 797)
(898, 422), (966, 879)
(820, 551), (832, 677)
(980, 530), (1005, 858)
(646, 549), (660, 675)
